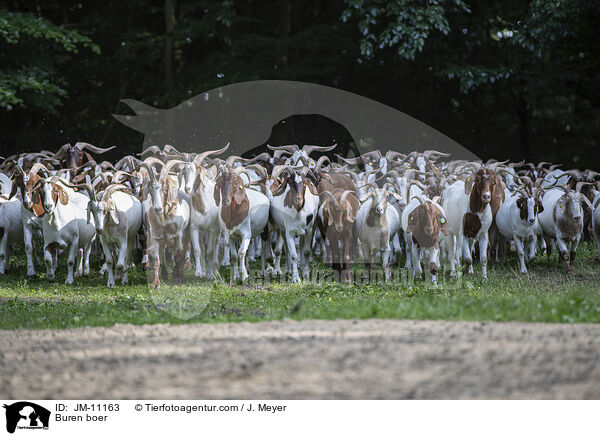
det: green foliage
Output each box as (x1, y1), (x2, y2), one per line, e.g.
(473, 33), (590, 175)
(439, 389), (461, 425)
(0, 9), (99, 112)
(342, 0), (471, 59)
(0, 0), (598, 168)
(440, 65), (512, 93)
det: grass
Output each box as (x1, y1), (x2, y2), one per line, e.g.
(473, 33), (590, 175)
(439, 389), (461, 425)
(1, 242), (600, 329)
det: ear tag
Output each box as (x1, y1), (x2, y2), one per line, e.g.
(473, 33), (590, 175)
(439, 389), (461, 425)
(440, 217), (446, 224)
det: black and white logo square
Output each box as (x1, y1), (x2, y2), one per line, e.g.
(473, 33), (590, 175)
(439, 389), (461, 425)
(3, 402), (50, 434)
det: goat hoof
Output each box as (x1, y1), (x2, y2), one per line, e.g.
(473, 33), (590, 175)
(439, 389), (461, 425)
(64, 278), (74, 285)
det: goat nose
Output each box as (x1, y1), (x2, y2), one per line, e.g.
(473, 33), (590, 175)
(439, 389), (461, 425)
(528, 218), (535, 224)
(376, 207), (383, 215)
(574, 216), (581, 222)
(482, 193), (491, 201)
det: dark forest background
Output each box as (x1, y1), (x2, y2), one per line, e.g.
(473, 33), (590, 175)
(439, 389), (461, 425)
(1, 0), (598, 167)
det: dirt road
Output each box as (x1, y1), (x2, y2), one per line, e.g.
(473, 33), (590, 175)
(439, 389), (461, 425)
(1, 319), (599, 399)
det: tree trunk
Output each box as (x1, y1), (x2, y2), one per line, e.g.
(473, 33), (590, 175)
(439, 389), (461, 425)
(164, 0), (176, 105)
(279, 0), (291, 68)
(517, 98), (531, 161)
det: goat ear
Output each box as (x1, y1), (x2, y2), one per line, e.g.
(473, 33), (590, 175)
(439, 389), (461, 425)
(516, 197), (524, 209)
(58, 185), (69, 205)
(192, 173), (203, 193)
(8, 179), (19, 199)
(109, 206), (119, 224)
(580, 193), (593, 211)
(326, 203), (333, 221)
(536, 201), (544, 214)
(437, 210), (448, 235)
(83, 151), (95, 164)
(213, 176), (221, 206)
(464, 176), (474, 195)
(406, 209), (419, 233)
(274, 178), (288, 197)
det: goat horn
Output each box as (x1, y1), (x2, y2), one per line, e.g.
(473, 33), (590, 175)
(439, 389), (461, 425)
(301, 144), (337, 156)
(375, 170), (400, 183)
(160, 159), (186, 182)
(193, 143), (230, 167)
(340, 190), (355, 205)
(385, 151), (406, 161)
(314, 155), (331, 173)
(423, 150), (451, 160)
(335, 154), (362, 165)
(267, 144), (299, 152)
(53, 143), (72, 159)
(72, 183), (97, 201)
(75, 142), (116, 154)
(101, 183), (131, 204)
(139, 163), (156, 182)
(319, 191), (336, 203)
(142, 157), (165, 169)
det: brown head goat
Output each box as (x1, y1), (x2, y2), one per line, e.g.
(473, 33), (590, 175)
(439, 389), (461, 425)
(317, 189), (359, 282)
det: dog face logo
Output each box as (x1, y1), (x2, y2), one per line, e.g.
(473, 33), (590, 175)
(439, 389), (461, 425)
(113, 80), (477, 161)
(3, 402), (50, 433)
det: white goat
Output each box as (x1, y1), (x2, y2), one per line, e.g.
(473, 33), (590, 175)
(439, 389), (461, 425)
(32, 177), (97, 284)
(401, 196), (448, 284)
(214, 165), (269, 283)
(538, 184), (591, 273)
(0, 193), (23, 275)
(496, 188), (544, 273)
(84, 184), (142, 287)
(265, 167), (320, 282)
(355, 183), (403, 281)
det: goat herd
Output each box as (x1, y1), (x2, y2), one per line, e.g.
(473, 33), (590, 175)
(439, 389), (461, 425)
(0, 142), (598, 288)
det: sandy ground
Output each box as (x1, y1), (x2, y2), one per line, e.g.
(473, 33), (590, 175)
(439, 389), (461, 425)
(1, 319), (600, 399)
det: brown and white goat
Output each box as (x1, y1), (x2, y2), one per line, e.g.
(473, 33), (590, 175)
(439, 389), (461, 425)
(214, 165), (270, 283)
(317, 189), (359, 282)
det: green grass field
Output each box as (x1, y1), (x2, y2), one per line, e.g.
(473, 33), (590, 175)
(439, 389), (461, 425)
(1, 242), (600, 330)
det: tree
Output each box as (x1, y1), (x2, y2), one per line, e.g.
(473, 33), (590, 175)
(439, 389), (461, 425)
(0, 8), (100, 113)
